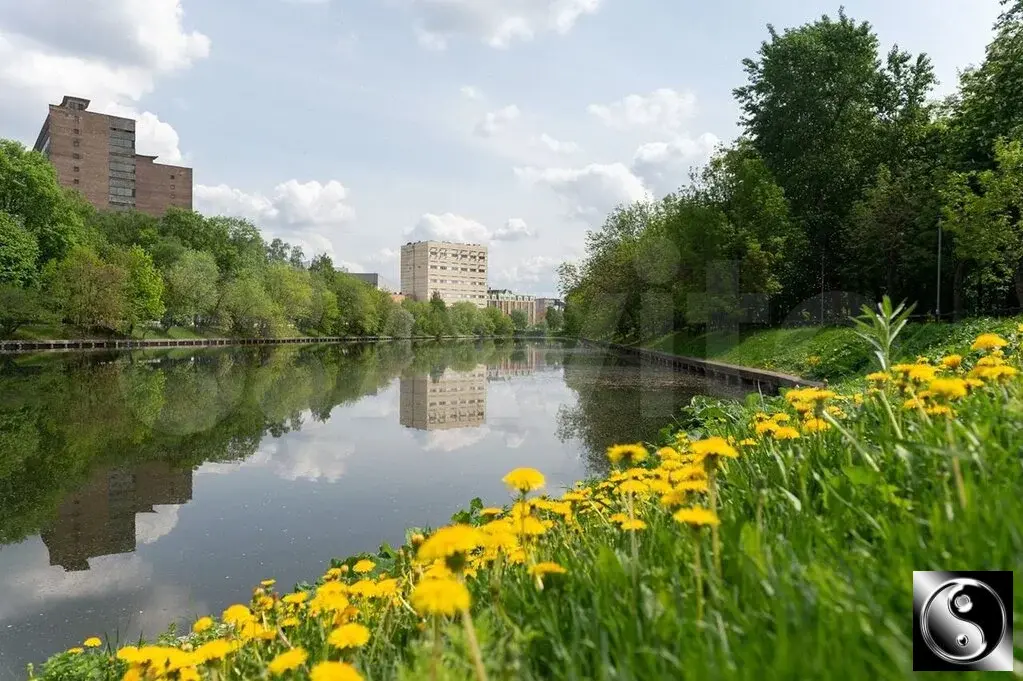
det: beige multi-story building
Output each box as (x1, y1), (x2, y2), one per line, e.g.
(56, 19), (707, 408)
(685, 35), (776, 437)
(399, 366), (487, 430)
(488, 289), (537, 326)
(400, 241), (488, 307)
(534, 298), (565, 323)
(33, 95), (193, 216)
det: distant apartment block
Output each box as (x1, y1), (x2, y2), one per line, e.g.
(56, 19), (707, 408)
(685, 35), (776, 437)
(400, 241), (488, 307)
(349, 272), (398, 292)
(33, 95), (192, 216)
(534, 297), (565, 323)
(488, 289), (537, 326)
(399, 366), (487, 430)
(487, 345), (546, 380)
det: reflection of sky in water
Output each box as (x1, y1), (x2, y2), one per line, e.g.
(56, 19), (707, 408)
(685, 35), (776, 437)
(0, 343), (711, 677)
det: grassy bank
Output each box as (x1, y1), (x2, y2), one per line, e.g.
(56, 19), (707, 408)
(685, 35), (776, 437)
(34, 321), (1023, 680)
(643, 314), (1023, 384)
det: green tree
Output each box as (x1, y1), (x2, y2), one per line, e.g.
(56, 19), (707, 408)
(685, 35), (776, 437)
(545, 307), (564, 332)
(45, 246), (126, 330)
(0, 211), (40, 286)
(221, 273), (281, 337)
(449, 302), (482, 336)
(109, 245), (165, 336)
(382, 306), (414, 338)
(510, 308), (528, 331)
(484, 306), (514, 336)
(263, 263), (313, 330)
(0, 286), (52, 338)
(164, 249), (220, 328)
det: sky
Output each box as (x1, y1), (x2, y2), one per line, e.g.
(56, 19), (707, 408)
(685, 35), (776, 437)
(0, 0), (1006, 297)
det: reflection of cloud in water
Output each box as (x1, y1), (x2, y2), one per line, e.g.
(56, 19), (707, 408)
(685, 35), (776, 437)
(198, 422), (356, 483)
(417, 426), (491, 452)
(136, 505), (181, 545)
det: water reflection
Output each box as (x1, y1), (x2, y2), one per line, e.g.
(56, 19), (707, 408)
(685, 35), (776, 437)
(0, 340), (736, 677)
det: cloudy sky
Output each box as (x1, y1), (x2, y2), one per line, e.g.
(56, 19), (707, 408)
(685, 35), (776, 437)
(0, 0), (1005, 296)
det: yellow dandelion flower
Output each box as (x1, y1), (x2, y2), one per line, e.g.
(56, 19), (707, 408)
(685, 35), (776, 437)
(418, 525), (483, 562)
(977, 354), (1005, 367)
(375, 578), (400, 597)
(971, 333), (1008, 351)
(606, 443), (648, 465)
(803, 418), (830, 433)
(222, 604), (254, 626)
(619, 518), (647, 531)
(353, 559), (375, 574)
(67, 647), (84, 654)
(310, 661), (364, 681)
(179, 668), (200, 681)
(771, 426), (801, 440)
(192, 617), (214, 634)
(325, 567), (343, 580)
(903, 397), (925, 410)
(1018, 324), (1023, 333)
(328, 623), (371, 649)
(410, 577), (470, 616)
(281, 617), (300, 627)
(926, 405), (954, 417)
(481, 507), (503, 517)
(268, 648), (308, 676)
(940, 355), (963, 369)
(283, 591), (309, 605)
(616, 479), (650, 495)
(668, 466), (707, 483)
(906, 364), (940, 382)
(866, 371), (890, 383)
(194, 639), (238, 663)
(755, 420), (779, 435)
(770, 412), (790, 422)
(529, 562), (568, 577)
(260, 579), (276, 588)
(83, 637), (102, 648)
(502, 467), (546, 493)
(690, 436), (739, 458)
(965, 378), (985, 389)
(673, 507), (720, 527)
(739, 438), (757, 446)
(928, 378), (968, 400)
(655, 446), (680, 459)
(609, 512), (629, 524)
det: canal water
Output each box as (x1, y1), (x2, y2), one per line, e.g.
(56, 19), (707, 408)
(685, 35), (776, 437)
(0, 339), (745, 677)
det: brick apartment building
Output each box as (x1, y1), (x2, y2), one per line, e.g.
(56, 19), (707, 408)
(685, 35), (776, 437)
(488, 289), (537, 326)
(33, 95), (192, 216)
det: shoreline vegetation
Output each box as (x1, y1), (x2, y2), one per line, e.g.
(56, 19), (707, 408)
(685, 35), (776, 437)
(31, 304), (1023, 680)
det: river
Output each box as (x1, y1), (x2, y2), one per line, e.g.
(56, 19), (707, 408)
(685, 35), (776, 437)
(0, 339), (746, 677)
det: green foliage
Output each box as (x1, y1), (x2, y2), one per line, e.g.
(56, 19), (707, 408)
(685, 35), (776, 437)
(163, 249), (220, 328)
(0, 211), (39, 286)
(0, 286), (52, 338)
(44, 246), (127, 331)
(109, 244), (166, 335)
(509, 308), (528, 331)
(544, 307), (563, 332)
(851, 296), (915, 371)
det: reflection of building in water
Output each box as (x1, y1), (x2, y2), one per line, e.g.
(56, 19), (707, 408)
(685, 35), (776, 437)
(399, 366), (487, 430)
(487, 345), (547, 380)
(40, 461), (193, 572)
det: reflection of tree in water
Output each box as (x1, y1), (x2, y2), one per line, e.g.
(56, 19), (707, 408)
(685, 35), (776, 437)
(555, 348), (745, 473)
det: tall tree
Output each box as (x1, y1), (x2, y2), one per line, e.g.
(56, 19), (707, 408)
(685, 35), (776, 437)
(0, 211), (40, 287)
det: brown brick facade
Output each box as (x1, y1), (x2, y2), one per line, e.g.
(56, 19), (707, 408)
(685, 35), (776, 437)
(34, 95), (193, 217)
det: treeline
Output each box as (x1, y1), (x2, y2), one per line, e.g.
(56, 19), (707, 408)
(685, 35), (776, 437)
(560, 1), (1023, 340)
(0, 142), (539, 340)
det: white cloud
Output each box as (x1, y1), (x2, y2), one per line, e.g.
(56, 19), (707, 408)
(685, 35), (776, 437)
(460, 85), (483, 100)
(475, 105), (521, 137)
(194, 180), (356, 259)
(536, 133), (580, 155)
(419, 426), (491, 452)
(404, 213), (533, 243)
(496, 255), (561, 287)
(404, 0), (601, 50)
(0, 0), (207, 163)
(588, 88), (698, 132)
(515, 163), (652, 221)
(135, 505), (182, 545)
(492, 218), (537, 241)
(631, 133), (720, 196)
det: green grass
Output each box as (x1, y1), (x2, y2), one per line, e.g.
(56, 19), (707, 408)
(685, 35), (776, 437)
(33, 324), (1023, 680)
(644, 314), (1023, 383)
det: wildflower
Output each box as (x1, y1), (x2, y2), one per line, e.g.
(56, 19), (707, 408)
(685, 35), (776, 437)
(260, 579), (276, 588)
(825, 405), (846, 418)
(771, 426), (801, 440)
(972, 364), (1019, 381)
(977, 353), (1005, 367)
(418, 525), (483, 563)
(529, 562), (568, 577)
(655, 446), (680, 459)
(971, 333), (1008, 352)
(329, 623), (371, 649)
(903, 397), (925, 410)
(660, 483), (706, 508)
(755, 420), (778, 436)
(853, 393), (864, 405)
(502, 467), (546, 494)
(325, 567), (343, 580)
(179, 669), (200, 681)
(480, 507), (503, 517)
(620, 518), (647, 531)
(941, 355), (963, 369)
(83, 637), (102, 648)
(348, 580), (378, 598)
(928, 378), (968, 400)
(803, 418), (830, 433)
(281, 617), (300, 627)
(67, 647), (84, 654)
(690, 436), (738, 458)
(927, 405), (954, 417)
(606, 443), (648, 465)
(669, 466), (707, 484)
(411, 577), (471, 616)
(222, 604), (254, 626)
(310, 661), (364, 681)
(965, 378), (985, 389)
(770, 412), (791, 422)
(1018, 324), (1023, 333)
(269, 648), (309, 676)
(906, 364), (939, 383)
(616, 479), (650, 495)
(283, 591), (309, 605)
(673, 507), (720, 527)
(353, 559), (375, 574)
(192, 617), (214, 634)
(375, 578), (400, 597)
(609, 512), (629, 524)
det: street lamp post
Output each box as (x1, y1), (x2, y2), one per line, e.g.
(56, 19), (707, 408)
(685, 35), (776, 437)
(936, 224), (943, 318)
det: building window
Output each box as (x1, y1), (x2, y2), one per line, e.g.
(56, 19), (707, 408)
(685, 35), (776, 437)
(73, 166), (79, 172)
(72, 139), (79, 147)
(171, 193), (176, 199)
(72, 153), (80, 159)
(170, 174), (176, 180)
(170, 184), (175, 190)
(73, 178), (79, 185)
(73, 128), (80, 135)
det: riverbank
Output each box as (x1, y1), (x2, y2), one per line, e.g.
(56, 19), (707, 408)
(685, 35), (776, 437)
(641, 313), (1023, 384)
(33, 319), (1023, 679)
